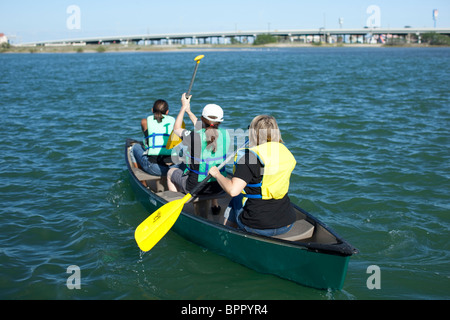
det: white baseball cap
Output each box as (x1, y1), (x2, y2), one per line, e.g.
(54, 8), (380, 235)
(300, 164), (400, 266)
(202, 104), (224, 122)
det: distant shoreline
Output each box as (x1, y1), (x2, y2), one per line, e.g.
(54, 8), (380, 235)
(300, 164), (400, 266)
(1, 42), (448, 54)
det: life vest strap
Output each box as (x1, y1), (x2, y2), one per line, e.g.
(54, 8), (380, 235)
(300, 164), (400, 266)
(144, 132), (170, 150)
(246, 182), (262, 188)
(242, 193), (262, 199)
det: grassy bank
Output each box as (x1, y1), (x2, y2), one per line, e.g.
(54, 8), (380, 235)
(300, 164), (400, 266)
(1, 42), (448, 54)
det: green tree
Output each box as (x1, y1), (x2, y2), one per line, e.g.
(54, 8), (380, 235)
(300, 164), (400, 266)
(421, 32), (450, 46)
(253, 34), (277, 45)
(96, 46), (106, 53)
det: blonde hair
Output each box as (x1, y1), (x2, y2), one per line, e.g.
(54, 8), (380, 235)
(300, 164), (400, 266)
(248, 115), (283, 147)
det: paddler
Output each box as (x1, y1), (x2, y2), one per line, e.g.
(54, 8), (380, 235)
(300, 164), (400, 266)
(167, 93), (230, 215)
(130, 99), (179, 176)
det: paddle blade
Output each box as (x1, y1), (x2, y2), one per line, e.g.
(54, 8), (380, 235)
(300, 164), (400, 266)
(166, 131), (181, 149)
(166, 121), (185, 149)
(135, 193), (192, 252)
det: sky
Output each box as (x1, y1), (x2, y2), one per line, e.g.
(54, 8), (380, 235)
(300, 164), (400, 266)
(1, 0), (449, 44)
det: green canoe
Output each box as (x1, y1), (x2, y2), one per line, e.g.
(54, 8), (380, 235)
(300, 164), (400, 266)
(125, 139), (358, 290)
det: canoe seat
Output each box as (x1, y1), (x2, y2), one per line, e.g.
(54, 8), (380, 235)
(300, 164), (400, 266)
(155, 190), (185, 202)
(131, 167), (167, 192)
(272, 219), (314, 242)
(131, 167), (162, 181)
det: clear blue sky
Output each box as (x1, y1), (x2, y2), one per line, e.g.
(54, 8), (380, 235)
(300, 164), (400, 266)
(1, 0), (449, 43)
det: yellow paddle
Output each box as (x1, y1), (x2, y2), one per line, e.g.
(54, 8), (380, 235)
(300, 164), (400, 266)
(135, 193), (192, 252)
(166, 54), (205, 150)
(135, 140), (247, 252)
(165, 121), (185, 149)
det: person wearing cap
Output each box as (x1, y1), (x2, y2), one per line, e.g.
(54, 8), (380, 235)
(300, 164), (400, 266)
(167, 93), (230, 215)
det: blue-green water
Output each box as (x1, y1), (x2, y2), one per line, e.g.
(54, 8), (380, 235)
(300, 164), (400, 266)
(0, 48), (449, 300)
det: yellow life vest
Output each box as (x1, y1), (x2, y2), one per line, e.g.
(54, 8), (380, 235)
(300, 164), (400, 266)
(236, 142), (296, 200)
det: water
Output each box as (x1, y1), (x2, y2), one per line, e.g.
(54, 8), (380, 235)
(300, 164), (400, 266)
(0, 47), (449, 300)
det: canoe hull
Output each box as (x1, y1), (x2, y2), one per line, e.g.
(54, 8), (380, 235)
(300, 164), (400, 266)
(126, 139), (356, 290)
(173, 213), (351, 290)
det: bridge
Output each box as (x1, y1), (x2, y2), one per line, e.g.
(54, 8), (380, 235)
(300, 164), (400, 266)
(24, 27), (450, 46)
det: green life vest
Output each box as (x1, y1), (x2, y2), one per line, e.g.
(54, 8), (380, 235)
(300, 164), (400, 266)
(143, 115), (175, 156)
(185, 128), (230, 182)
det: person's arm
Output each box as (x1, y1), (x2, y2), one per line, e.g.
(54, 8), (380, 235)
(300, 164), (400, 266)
(209, 167), (247, 197)
(186, 108), (198, 127)
(180, 92), (198, 127)
(173, 93), (192, 137)
(209, 150), (261, 197)
(140, 118), (148, 134)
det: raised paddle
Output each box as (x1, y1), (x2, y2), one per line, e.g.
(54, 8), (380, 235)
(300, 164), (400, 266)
(135, 140), (248, 252)
(166, 55), (205, 150)
(186, 54), (205, 97)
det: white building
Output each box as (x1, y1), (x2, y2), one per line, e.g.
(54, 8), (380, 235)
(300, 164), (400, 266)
(0, 33), (8, 44)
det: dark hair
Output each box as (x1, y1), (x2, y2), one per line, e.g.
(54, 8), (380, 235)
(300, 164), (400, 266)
(201, 116), (220, 153)
(152, 99), (169, 123)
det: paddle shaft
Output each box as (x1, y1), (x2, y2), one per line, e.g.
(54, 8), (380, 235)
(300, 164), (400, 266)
(186, 63), (199, 97)
(166, 55), (203, 150)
